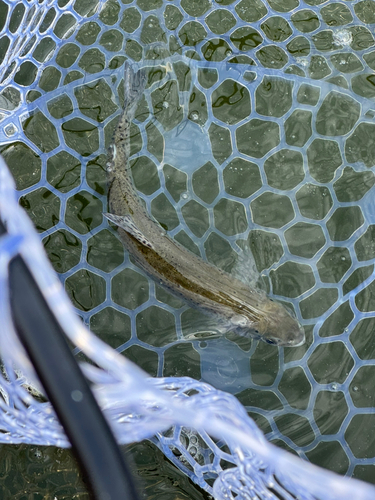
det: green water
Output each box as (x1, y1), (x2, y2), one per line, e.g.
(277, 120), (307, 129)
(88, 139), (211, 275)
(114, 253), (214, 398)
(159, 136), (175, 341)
(0, 442), (210, 499)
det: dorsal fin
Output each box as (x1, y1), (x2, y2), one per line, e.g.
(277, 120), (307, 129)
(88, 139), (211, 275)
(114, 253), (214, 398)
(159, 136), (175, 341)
(103, 213), (154, 250)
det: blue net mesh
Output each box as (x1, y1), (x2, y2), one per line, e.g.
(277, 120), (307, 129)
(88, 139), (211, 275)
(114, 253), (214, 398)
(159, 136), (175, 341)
(2, 0), (375, 497)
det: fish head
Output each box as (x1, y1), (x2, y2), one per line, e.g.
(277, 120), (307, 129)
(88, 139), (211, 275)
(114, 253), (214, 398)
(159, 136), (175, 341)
(256, 300), (305, 347)
(230, 300), (305, 347)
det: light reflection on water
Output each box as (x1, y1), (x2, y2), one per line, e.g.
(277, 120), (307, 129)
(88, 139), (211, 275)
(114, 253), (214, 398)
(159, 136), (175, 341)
(164, 120), (213, 175)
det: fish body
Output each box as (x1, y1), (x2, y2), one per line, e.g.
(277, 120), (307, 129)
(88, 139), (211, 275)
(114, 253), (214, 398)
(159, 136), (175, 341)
(106, 63), (305, 347)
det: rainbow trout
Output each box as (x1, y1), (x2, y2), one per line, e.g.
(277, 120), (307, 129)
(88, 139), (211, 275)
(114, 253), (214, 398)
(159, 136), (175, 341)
(105, 63), (305, 347)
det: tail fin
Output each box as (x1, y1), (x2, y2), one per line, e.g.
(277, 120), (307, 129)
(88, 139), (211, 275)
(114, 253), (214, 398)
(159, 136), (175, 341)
(123, 61), (147, 110)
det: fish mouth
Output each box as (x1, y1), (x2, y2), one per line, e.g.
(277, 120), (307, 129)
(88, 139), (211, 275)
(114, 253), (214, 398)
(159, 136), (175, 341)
(261, 326), (306, 347)
(281, 326), (306, 347)
(293, 325), (306, 345)
(286, 336), (305, 347)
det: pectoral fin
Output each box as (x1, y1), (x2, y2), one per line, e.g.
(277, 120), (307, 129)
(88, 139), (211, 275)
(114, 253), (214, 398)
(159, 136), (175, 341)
(103, 213), (154, 250)
(183, 330), (224, 341)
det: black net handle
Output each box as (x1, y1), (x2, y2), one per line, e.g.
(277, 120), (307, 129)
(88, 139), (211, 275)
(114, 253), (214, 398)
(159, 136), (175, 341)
(1, 220), (141, 500)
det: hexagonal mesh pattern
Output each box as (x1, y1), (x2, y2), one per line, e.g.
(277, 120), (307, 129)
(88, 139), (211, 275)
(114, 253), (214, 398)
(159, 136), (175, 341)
(2, 0), (375, 495)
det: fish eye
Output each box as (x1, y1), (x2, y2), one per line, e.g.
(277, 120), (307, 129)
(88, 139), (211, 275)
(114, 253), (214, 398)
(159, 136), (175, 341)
(265, 338), (277, 345)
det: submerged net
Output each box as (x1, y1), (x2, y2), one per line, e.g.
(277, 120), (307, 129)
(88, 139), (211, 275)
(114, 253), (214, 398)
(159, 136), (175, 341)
(1, 0), (375, 497)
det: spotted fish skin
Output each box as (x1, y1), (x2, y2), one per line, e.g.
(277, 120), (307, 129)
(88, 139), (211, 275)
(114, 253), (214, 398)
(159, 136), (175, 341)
(106, 63), (305, 347)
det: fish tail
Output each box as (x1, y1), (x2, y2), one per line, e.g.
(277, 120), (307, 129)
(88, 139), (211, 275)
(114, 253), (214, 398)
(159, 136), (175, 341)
(123, 61), (147, 112)
(108, 62), (147, 178)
